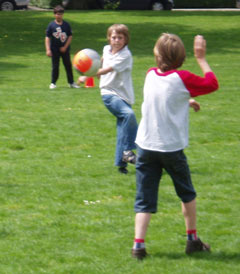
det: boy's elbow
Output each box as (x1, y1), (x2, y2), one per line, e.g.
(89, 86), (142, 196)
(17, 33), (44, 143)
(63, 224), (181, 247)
(212, 78), (219, 91)
(208, 73), (219, 91)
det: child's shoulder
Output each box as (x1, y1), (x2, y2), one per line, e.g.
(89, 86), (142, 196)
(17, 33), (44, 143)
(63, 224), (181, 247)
(146, 68), (180, 76)
(103, 45), (111, 51)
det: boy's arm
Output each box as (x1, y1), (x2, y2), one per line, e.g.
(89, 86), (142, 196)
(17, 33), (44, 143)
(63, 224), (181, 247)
(45, 37), (52, 57)
(194, 35), (212, 74)
(96, 66), (113, 77)
(60, 35), (72, 53)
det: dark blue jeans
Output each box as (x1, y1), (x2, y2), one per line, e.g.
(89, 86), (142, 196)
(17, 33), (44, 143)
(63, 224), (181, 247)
(102, 94), (138, 167)
(135, 146), (196, 213)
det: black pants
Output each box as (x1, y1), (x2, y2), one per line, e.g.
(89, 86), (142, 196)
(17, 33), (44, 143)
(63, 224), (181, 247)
(51, 49), (73, 84)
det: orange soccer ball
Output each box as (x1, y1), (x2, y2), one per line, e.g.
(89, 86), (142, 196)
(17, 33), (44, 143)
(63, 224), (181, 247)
(73, 48), (101, 77)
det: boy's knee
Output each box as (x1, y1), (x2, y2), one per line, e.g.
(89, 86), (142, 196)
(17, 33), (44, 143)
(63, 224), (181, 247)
(126, 109), (136, 119)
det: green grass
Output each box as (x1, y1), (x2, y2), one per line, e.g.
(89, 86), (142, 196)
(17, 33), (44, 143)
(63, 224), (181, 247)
(0, 9), (240, 273)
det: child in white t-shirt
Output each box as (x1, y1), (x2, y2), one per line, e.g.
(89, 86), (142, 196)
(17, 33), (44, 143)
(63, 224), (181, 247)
(132, 33), (219, 259)
(97, 24), (138, 174)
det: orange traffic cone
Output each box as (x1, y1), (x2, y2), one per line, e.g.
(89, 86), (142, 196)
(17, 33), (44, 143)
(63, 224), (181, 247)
(85, 77), (95, 88)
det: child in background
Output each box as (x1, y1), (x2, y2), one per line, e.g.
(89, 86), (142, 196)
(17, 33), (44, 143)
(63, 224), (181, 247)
(45, 5), (79, 89)
(97, 24), (138, 174)
(132, 33), (219, 259)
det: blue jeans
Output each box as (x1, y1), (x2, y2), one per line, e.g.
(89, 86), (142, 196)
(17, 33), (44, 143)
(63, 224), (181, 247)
(102, 94), (138, 167)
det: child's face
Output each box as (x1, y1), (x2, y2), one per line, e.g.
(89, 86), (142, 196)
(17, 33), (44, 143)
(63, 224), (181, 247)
(54, 12), (64, 23)
(109, 30), (126, 53)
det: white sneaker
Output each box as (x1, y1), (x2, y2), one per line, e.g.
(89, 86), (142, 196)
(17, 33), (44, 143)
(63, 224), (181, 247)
(69, 82), (80, 88)
(49, 83), (56, 89)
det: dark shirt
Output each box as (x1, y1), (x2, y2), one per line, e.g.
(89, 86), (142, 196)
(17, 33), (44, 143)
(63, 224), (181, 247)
(46, 20), (72, 50)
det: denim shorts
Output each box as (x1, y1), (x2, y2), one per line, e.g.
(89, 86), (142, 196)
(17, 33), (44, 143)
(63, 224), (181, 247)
(134, 146), (196, 213)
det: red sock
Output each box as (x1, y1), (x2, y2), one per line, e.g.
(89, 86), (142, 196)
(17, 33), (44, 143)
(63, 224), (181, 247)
(187, 229), (197, 240)
(134, 238), (145, 249)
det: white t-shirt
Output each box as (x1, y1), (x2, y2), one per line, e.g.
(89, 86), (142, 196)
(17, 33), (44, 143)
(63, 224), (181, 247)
(99, 45), (134, 105)
(135, 68), (219, 152)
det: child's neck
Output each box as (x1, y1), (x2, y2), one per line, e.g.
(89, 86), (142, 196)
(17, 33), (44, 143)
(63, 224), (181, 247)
(111, 46), (125, 55)
(55, 19), (63, 25)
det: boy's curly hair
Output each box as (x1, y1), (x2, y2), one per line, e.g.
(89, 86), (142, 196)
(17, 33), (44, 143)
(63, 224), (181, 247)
(154, 33), (186, 72)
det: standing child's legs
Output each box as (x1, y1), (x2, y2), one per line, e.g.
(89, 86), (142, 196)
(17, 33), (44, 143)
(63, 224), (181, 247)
(132, 149), (210, 260)
(61, 50), (74, 84)
(132, 147), (162, 259)
(164, 150), (210, 254)
(51, 51), (60, 84)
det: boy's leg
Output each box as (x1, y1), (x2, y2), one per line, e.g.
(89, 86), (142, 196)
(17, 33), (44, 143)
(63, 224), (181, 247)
(62, 50), (74, 84)
(163, 150), (210, 254)
(102, 95), (137, 167)
(132, 147), (162, 259)
(51, 51), (60, 84)
(182, 199), (196, 231)
(134, 212), (151, 240)
(132, 212), (151, 259)
(116, 117), (127, 167)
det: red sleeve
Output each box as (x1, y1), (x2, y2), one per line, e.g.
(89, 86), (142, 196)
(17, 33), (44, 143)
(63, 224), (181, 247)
(177, 71), (219, 97)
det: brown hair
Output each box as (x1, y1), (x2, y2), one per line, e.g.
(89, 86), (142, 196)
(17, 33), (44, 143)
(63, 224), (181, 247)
(107, 24), (130, 45)
(153, 33), (186, 72)
(54, 5), (64, 14)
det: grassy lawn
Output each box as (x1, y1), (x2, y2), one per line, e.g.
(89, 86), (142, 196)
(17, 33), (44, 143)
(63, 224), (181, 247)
(0, 9), (240, 273)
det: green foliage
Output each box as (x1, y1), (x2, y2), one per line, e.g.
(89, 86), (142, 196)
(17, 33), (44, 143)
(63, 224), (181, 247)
(30, 0), (62, 8)
(104, 0), (120, 10)
(0, 9), (240, 273)
(174, 0), (236, 8)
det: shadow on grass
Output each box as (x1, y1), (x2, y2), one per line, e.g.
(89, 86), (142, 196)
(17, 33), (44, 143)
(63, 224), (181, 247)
(0, 10), (239, 82)
(153, 251), (240, 262)
(0, 11), (239, 55)
(0, 62), (27, 69)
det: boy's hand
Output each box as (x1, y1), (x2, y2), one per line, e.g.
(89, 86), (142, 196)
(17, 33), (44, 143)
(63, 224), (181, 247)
(194, 35), (206, 59)
(189, 99), (200, 112)
(60, 46), (67, 53)
(46, 49), (52, 57)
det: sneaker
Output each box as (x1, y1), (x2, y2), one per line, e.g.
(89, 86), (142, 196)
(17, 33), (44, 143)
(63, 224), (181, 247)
(118, 167), (128, 174)
(185, 238), (210, 254)
(122, 151), (136, 164)
(69, 82), (80, 88)
(131, 248), (147, 260)
(49, 83), (56, 89)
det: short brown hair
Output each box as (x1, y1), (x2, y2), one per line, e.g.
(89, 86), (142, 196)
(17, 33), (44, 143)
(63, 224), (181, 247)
(107, 24), (130, 45)
(153, 33), (186, 72)
(54, 5), (64, 14)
